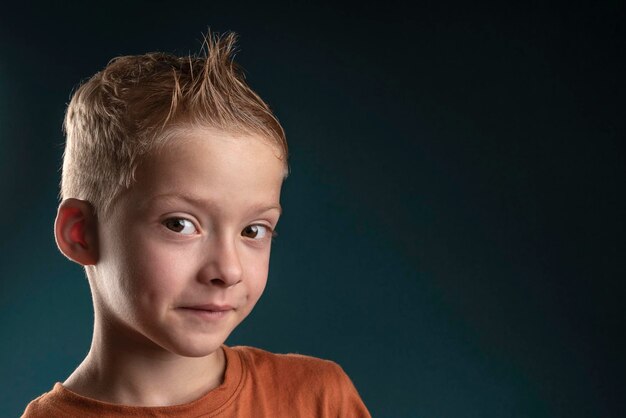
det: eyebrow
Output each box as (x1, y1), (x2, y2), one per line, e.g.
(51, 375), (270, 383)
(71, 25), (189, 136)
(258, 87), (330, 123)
(145, 192), (282, 215)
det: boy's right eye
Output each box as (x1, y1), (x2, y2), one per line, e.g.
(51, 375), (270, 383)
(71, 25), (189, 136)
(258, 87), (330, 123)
(162, 218), (197, 235)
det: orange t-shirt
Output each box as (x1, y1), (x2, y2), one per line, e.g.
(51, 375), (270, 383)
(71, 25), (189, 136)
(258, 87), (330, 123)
(21, 345), (371, 417)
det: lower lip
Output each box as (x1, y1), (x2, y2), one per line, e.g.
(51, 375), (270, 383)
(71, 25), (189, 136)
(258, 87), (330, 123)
(179, 308), (233, 320)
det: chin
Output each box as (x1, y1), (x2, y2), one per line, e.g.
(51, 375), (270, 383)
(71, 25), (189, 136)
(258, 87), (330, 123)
(177, 345), (223, 358)
(163, 335), (228, 358)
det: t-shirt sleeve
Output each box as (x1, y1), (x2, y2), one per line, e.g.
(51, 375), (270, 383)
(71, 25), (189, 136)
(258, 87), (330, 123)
(322, 361), (372, 418)
(21, 393), (56, 418)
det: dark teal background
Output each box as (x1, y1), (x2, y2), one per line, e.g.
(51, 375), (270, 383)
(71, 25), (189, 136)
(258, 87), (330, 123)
(1, 2), (624, 417)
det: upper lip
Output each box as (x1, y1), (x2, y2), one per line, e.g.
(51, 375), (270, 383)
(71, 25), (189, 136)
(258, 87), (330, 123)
(181, 304), (234, 311)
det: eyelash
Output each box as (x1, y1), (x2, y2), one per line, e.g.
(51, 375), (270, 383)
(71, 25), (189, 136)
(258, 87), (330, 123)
(162, 218), (196, 235)
(162, 217), (278, 240)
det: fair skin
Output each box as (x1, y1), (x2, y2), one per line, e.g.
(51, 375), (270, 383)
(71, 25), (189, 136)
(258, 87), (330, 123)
(54, 128), (286, 406)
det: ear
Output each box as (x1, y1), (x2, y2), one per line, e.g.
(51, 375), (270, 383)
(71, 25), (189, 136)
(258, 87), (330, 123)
(54, 198), (99, 266)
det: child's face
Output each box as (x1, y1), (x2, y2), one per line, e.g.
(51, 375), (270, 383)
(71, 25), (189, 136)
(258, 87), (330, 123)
(93, 128), (285, 357)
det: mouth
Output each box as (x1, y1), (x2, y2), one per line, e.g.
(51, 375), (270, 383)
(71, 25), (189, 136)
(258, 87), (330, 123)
(183, 303), (235, 311)
(178, 304), (235, 320)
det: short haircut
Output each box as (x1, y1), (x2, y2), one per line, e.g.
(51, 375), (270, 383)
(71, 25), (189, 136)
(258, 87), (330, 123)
(61, 31), (288, 218)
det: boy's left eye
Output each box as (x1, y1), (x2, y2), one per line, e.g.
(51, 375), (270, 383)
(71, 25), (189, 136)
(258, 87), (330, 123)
(241, 224), (272, 240)
(163, 218), (197, 235)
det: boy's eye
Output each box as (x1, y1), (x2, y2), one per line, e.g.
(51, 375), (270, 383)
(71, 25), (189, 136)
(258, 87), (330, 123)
(242, 224), (273, 240)
(163, 218), (197, 235)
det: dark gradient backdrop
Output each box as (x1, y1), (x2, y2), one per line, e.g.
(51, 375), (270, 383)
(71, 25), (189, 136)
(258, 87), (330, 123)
(1, 2), (624, 417)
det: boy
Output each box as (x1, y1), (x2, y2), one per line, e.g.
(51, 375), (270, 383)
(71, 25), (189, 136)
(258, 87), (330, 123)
(21, 32), (370, 417)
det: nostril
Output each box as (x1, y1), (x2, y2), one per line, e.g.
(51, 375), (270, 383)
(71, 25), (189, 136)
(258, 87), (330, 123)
(209, 277), (240, 287)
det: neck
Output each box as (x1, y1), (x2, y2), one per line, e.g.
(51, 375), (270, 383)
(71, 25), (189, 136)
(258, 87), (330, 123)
(63, 310), (226, 407)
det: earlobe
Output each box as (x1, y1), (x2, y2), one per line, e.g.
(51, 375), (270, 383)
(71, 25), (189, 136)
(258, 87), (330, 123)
(54, 198), (99, 266)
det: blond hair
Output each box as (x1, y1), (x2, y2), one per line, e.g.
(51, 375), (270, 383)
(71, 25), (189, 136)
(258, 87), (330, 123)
(61, 31), (288, 218)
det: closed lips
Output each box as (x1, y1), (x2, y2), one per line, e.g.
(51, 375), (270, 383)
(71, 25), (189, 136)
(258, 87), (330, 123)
(182, 304), (234, 311)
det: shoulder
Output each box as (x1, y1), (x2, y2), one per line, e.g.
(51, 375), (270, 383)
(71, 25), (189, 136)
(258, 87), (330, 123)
(231, 345), (344, 382)
(228, 346), (371, 417)
(20, 384), (67, 418)
(21, 394), (45, 418)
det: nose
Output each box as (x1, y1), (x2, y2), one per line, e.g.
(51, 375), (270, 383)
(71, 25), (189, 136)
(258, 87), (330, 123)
(198, 235), (243, 288)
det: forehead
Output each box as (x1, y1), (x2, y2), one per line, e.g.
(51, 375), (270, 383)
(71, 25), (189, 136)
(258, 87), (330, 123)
(124, 128), (285, 213)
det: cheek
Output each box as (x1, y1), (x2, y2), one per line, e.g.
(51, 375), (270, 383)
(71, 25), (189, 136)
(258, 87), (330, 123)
(243, 250), (271, 303)
(103, 233), (194, 313)
(125, 240), (195, 299)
